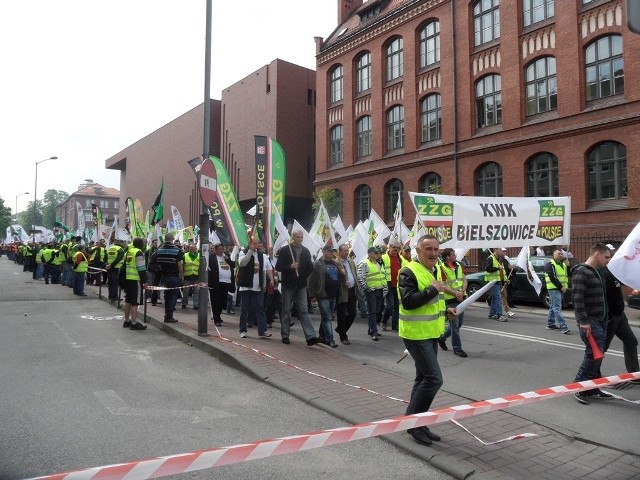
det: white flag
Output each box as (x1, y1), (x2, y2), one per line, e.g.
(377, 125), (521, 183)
(272, 204), (291, 253)
(608, 221), (640, 290)
(515, 245), (542, 296)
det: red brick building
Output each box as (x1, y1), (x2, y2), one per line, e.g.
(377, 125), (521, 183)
(56, 181), (120, 231)
(220, 59), (317, 226)
(314, 0), (640, 244)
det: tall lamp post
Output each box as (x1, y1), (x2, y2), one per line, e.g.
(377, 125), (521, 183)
(15, 191), (29, 222)
(33, 156), (58, 241)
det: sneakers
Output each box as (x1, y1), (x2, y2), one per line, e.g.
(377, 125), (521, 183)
(371, 335), (379, 341)
(123, 320), (132, 328)
(438, 339), (448, 351)
(562, 328), (571, 334)
(306, 337), (319, 346)
(507, 311), (516, 317)
(546, 324), (560, 330)
(574, 392), (589, 405)
(341, 338), (351, 345)
(454, 350), (468, 358)
(240, 332), (247, 338)
(282, 337), (290, 344)
(328, 340), (338, 348)
(130, 322), (147, 330)
(488, 314), (500, 320)
(496, 316), (508, 322)
(259, 333), (272, 338)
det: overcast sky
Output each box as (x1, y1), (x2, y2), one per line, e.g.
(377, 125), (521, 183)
(0, 0), (338, 217)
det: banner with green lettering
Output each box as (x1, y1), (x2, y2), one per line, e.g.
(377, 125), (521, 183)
(409, 193), (571, 248)
(254, 136), (286, 250)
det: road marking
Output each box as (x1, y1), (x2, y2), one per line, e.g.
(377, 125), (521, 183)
(94, 390), (236, 424)
(81, 315), (124, 321)
(464, 325), (626, 358)
(51, 320), (82, 349)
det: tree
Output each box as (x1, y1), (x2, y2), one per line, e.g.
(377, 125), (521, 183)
(0, 197), (12, 237)
(42, 189), (69, 229)
(312, 187), (342, 218)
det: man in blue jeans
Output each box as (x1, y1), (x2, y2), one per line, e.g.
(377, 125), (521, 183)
(545, 248), (571, 334)
(308, 245), (344, 348)
(438, 248), (468, 357)
(155, 233), (184, 323)
(357, 247), (387, 341)
(485, 248), (508, 322)
(573, 243), (613, 405)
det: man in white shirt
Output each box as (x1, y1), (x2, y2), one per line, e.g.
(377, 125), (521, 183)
(237, 239), (273, 338)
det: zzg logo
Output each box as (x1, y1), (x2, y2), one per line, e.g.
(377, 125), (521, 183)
(536, 200), (565, 241)
(413, 196), (453, 243)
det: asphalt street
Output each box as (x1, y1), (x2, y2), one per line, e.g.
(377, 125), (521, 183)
(0, 258), (451, 480)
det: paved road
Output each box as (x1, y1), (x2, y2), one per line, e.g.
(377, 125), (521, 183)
(0, 259), (451, 480)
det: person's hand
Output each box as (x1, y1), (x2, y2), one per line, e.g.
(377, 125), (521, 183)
(446, 308), (457, 318)
(455, 291), (464, 301)
(431, 281), (445, 292)
(580, 323), (591, 335)
(291, 262), (299, 270)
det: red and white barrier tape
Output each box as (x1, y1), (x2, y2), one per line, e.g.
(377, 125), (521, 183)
(144, 283), (209, 291)
(31, 372), (640, 480)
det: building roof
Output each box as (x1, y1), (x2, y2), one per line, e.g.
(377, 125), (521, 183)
(73, 183), (120, 197)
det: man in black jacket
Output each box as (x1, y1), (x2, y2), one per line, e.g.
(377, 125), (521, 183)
(208, 244), (235, 327)
(275, 230), (318, 346)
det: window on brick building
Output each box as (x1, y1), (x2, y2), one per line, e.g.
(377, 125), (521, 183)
(585, 35), (624, 101)
(386, 37), (403, 81)
(334, 189), (344, 218)
(473, 0), (500, 47)
(525, 56), (557, 116)
(330, 125), (344, 166)
(588, 142), (627, 200)
(356, 52), (372, 93)
(476, 74), (502, 128)
(527, 153), (559, 197)
(523, 0), (554, 27)
(330, 65), (344, 103)
(475, 162), (503, 196)
(419, 21), (440, 68)
(355, 185), (371, 222)
(385, 179), (403, 222)
(419, 172), (442, 193)
(421, 94), (442, 143)
(386, 106), (404, 151)
(356, 115), (373, 158)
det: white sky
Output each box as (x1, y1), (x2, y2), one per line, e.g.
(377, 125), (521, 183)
(0, 0), (338, 216)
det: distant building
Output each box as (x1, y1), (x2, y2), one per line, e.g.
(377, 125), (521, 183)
(56, 180), (120, 231)
(105, 101), (221, 231)
(314, 0), (640, 241)
(220, 58), (317, 226)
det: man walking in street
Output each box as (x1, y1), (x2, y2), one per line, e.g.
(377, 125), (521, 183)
(335, 243), (359, 345)
(381, 241), (405, 331)
(545, 248), (571, 334)
(573, 243), (614, 404)
(275, 230), (318, 346)
(155, 233), (184, 323)
(308, 245), (344, 347)
(399, 234), (456, 446)
(208, 244), (235, 327)
(485, 248), (509, 322)
(122, 237), (148, 330)
(357, 246), (387, 341)
(237, 239), (273, 339)
(438, 248), (468, 357)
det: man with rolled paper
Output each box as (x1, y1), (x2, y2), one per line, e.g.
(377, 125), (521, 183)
(572, 243), (613, 405)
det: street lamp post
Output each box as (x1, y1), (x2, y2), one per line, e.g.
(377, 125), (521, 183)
(33, 156), (58, 242)
(15, 191), (29, 222)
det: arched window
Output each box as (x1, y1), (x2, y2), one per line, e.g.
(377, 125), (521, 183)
(356, 115), (372, 158)
(419, 21), (440, 68)
(386, 37), (403, 81)
(385, 179), (403, 222)
(419, 172), (442, 193)
(585, 35), (624, 101)
(523, 0), (554, 27)
(330, 65), (344, 103)
(334, 189), (344, 218)
(356, 52), (371, 93)
(473, 0), (500, 47)
(475, 162), (503, 197)
(588, 142), (627, 200)
(525, 57), (557, 116)
(527, 153), (559, 197)
(386, 106), (404, 151)
(329, 125), (344, 165)
(421, 94), (442, 143)
(476, 75), (502, 128)
(355, 185), (371, 222)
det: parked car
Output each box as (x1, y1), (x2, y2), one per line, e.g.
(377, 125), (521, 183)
(465, 256), (573, 309)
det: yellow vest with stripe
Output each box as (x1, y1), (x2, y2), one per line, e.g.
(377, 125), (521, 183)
(485, 256), (503, 282)
(381, 253), (404, 283)
(125, 247), (142, 281)
(364, 259), (386, 289)
(107, 244), (124, 268)
(183, 253), (200, 277)
(441, 261), (463, 301)
(74, 252), (88, 273)
(51, 249), (64, 266)
(398, 261), (446, 340)
(545, 260), (568, 290)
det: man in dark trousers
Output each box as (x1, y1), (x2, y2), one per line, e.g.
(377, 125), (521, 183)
(208, 244), (235, 327)
(155, 233), (184, 323)
(335, 243), (359, 345)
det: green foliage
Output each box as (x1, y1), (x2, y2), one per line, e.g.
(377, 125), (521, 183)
(21, 189), (68, 229)
(424, 183), (445, 195)
(0, 197), (12, 236)
(312, 187), (342, 218)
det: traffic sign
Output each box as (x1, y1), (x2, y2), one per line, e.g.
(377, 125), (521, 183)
(199, 158), (217, 207)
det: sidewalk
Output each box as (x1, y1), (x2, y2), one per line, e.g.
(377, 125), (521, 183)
(93, 286), (640, 480)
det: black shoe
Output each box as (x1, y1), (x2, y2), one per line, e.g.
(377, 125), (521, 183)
(590, 389), (613, 399)
(164, 318), (178, 323)
(438, 339), (448, 351)
(123, 320), (131, 328)
(214, 322), (222, 327)
(78, 293), (87, 296)
(282, 337), (290, 344)
(454, 350), (468, 358)
(408, 428), (432, 445)
(341, 338), (351, 345)
(182, 305), (187, 309)
(422, 427), (441, 441)
(546, 324), (560, 330)
(371, 335), (379, 341)
(318, 336), (326, 344)
(574, 392), (589, 405)
(306, 337), (318, 346)
(130, 322), (147, 330)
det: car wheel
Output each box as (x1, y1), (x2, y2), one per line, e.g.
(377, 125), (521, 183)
(466, 282), (485, 300)
(540, 290), (550, 309)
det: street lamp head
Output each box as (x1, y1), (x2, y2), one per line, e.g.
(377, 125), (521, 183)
(50, 156), (58, 160)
